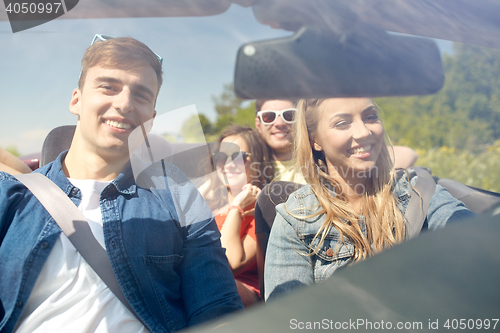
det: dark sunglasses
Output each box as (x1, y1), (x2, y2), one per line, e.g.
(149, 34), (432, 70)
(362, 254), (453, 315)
(212, 151), (252, 167)
(257, 108), (297, 125)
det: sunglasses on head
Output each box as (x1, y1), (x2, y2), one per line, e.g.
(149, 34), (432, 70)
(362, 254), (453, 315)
(212, 151), (252, 168)
(90, 34), (163, 66)
(257, 108), (297, 125)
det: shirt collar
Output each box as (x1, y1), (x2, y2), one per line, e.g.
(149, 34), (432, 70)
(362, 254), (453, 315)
(45, 150), (137, 196)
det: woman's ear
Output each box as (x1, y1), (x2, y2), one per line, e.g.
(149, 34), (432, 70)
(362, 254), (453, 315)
(313, 142), (323, 151)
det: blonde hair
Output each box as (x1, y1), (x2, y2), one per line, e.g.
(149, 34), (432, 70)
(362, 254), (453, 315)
(292, 98), (406, 262)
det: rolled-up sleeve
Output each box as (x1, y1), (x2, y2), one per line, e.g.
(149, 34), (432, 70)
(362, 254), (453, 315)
(426, 184), (476, 230)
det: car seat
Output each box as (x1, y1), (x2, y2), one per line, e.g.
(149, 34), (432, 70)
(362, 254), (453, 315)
(40, 125), (76, 167)
(437, 178), (500, 215)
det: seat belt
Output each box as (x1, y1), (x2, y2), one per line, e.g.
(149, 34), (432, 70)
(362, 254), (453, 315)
(404, 167), (437, 239)
(14, 173), (141, 322)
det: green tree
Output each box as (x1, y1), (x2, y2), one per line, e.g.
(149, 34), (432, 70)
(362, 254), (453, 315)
(376, 43), (500, 152)
(180, 114), (214, 143)
(211, 82), (244, 117)
(179, 82), (256, 143)
(233, 102), (256, 128)
(210, 82), (257, 137)
(415, 141), (500, 193)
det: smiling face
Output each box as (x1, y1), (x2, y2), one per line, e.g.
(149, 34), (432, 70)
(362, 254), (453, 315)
(69, 65), (158, 160)
(312, 98), (384, 181)
(216, 134), (251, 193)
(255, 100), (295, 160)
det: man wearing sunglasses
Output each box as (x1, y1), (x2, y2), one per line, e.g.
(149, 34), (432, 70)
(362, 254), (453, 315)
(0, 35), (242, 332)
(254, 99), (306, 183)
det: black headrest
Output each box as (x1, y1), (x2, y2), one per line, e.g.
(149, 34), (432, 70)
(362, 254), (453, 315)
(40, 125), (76, 167)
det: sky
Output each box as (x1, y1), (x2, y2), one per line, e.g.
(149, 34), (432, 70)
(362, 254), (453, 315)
(0, 5), (292, 155)
(0, 4), (453, 156)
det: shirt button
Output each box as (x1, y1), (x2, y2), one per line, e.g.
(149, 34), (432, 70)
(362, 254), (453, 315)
(326, 248), (334, 257)
(71, 188), (78, 196)
(40, 242), (49, 249)
(16, 301), (23, 308)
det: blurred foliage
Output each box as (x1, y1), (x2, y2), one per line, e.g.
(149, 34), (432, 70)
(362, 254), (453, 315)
(5, 145), (20, 157)
(376, 43), (500, 152)
(199, 83), (256, 142)
(211, 82), (244, 117)
(415, 141), (500, 193)
(180, 114), (214, 143)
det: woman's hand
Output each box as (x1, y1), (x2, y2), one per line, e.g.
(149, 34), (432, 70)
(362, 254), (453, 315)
(221, 183), (260, 275)
(231, 184), (261, 213)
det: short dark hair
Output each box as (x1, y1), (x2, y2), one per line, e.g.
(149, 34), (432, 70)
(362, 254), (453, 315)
(255, 99), (296, 114)
(78, 37), (163, 93)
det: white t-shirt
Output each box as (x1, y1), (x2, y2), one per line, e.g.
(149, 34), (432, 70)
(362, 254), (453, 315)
(15, 178), (148, 333)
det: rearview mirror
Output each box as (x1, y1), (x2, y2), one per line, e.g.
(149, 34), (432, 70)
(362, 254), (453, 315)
(234, 25), (445, 99)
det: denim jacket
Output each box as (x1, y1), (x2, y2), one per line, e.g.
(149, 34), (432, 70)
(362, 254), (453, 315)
(264, 168), (476, 301)
(0, 152), (243, 333)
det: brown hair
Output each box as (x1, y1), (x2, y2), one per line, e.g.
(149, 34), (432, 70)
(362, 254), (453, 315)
(78, 37), (163, 93)
(199, 125), (275, 211)
(255, 99), (296, 114)
(292, 98), (406, 262)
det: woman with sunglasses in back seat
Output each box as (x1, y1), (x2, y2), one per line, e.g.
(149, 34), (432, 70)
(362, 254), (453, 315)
(200, 125), (275, 307)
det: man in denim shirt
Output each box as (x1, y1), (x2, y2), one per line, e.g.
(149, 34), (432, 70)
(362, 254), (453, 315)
(0, 36), (242, 332)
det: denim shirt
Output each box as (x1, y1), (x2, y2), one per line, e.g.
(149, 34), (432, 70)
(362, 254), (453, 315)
(264, 168), (476, 301)
(0, 152), (243, 332)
